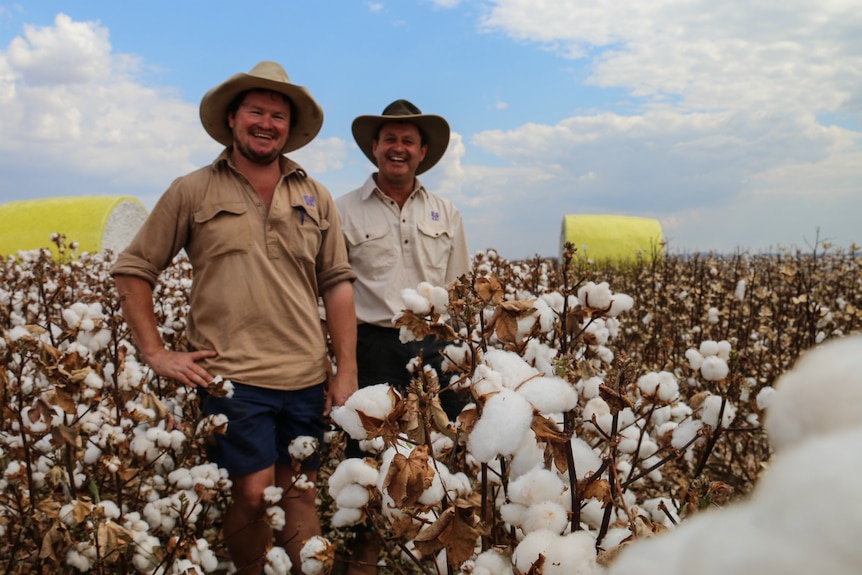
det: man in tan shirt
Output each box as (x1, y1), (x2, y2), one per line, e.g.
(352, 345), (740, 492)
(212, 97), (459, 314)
(112, 62), (356, 575)
(335, 99), (470, 574)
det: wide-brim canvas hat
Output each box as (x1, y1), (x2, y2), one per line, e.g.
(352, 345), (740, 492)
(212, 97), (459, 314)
(199, 61), (323, 154)
(352, 99), (450, 175)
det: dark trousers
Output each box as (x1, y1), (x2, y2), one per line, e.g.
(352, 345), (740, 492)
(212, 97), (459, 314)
(346, 324), (466, 458)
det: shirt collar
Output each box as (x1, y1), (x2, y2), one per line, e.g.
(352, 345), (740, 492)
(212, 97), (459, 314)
(359, 173), (426, 201)
(212, 148), (307, 179)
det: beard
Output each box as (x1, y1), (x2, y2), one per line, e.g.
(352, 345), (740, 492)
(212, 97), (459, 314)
(233, 137), (283, 165)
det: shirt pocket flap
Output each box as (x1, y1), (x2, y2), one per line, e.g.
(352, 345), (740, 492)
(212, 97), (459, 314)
(417, 220), (452, 240)
(193, 202), (248, 223)
(344, 223), (390, 246)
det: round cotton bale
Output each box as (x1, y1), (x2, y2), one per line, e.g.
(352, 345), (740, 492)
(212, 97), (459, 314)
(0, 196), (148, 258)
(560, 214), (664, 263)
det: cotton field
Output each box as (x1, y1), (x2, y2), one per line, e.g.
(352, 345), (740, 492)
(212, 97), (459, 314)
(1, 236), (860, 574)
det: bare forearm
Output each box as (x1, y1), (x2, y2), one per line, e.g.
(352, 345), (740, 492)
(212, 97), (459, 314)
(322, 281), (358, 407)
(322, 281), (358, 376)
(114, 274), (165, 361)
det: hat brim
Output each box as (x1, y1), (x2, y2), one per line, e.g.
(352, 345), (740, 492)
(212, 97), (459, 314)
(352, 114), (450, 175)
(200, 73), (323, 154)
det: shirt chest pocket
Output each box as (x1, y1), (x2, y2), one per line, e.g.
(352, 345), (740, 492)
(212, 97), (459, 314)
(286, 206), (328, 263)
(193, 202), (253, 258)
(417, 220), (453, 272)
(344, 223), (396, 277)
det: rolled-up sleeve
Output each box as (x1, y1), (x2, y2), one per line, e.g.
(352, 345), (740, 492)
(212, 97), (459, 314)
(314, 181), (356, 294)
(111, 177), (193, 285)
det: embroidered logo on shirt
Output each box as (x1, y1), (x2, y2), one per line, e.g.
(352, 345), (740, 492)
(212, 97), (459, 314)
(303, 195), (316, 207)
(430, 211), (440, 221)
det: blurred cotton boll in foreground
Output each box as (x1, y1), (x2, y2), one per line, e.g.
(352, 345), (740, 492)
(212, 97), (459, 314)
(764, 334), (862, 452)
(608, 335), (862, 575)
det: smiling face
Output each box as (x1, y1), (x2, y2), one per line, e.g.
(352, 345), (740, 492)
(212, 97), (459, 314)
(372, 121), (428, 186)
(227, 90), (291, 165)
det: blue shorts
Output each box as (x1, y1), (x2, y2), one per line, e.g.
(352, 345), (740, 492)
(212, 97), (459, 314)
(197, 382), (326, 476)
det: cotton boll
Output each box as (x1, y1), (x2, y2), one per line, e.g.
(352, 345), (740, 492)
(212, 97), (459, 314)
(331, 383), (399, 440)
(514, 530), (603, 575)
(471, 363), (506, 397)
(190, 538), (220, 573)
(500, 502), (527, 529)
(636, 372), (661, 398)
(540, 291), (565, 315)
(577, 376), (603, 400)
(532, 297), (557, 333)
(579, 499), (609, 530)
(765, 335), (862, 451)
(483, 349), (541, 390)
(699, 356), (729, 381)
(522, 339), (558, 376)
(266, 506), (286, 531)
(401, 287), (432, 315)
(417, 468), (446, 506)
(608, 293), (634, 317)
(698, 395), (736, 429)
(512, 529), (557, 574)
(520, 501), (569, 534)
(570, 437), (603, 479)
(707, 307), (720, 325)
(582, 397), (613, 435)
(617, 426), (642, 455)
(328, 458), (379, 498)
(517, 376), (578, 414)
(684, 348), (703, 371)
(610, 428), (862, 575)
(264, 546), (292, 575)
(288, 435), (318, 463)
(473, 548), (514, 575)
(331, 507), (364, 528)
(755, 386), (775, 411)
(467, 388), (535, 463)
(507, 467), (567, 507)
(671, 420), (703, 451)
(442, 342), (470, 372)
(300, 536), (332, 575)
(578, 282), (613, 310)
(509, 430), (545, 479)
(263, 486), (284, 504)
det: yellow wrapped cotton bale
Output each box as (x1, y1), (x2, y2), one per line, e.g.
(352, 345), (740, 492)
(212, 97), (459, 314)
(560, 214), (664, 263)
(0, 196), (148, 258)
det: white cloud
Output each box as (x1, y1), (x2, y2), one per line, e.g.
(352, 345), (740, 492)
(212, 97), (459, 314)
(0, 14), (352, 210)
(448, 0), (862, 257)
(0, 13), (213, 204)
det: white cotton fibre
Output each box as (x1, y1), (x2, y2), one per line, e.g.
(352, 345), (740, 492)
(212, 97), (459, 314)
(473, 548), (514, 575)
(520, 501), (570, 534)
(401, 288), (432, 315)
(609, 427), (862, 575)
(506, 467), (567, 507)
(570, 437), (603, 478)
(467, 388), (535, 463)
(516, 376), (578, 414)
(483, 349), (541, 389)
(331, 383), (398, 440)
(765, 335), (862, 452)
(514, 530), (604, 575)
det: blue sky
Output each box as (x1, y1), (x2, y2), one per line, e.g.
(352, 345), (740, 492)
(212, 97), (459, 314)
(1, 0), (860, 259)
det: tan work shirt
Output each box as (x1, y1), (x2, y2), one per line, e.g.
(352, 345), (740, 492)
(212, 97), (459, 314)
(336, 175), (470, 327)
(112, 150), (355, 390)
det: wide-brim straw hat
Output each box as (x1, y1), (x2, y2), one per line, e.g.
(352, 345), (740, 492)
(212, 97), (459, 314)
(199, 61), (323, 154)
(352, 99), (450, 175)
